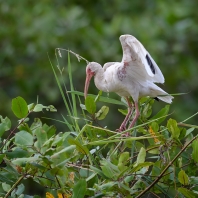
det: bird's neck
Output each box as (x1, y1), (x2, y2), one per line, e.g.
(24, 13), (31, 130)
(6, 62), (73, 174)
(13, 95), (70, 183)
(94, 68), (109, 92)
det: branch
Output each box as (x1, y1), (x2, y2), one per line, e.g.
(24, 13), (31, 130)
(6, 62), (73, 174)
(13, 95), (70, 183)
(136, 135), (198, 198)
(5, 175), (24, 198)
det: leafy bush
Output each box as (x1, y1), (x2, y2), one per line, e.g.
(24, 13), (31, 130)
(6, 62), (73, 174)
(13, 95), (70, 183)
(0, 53), (198, 198)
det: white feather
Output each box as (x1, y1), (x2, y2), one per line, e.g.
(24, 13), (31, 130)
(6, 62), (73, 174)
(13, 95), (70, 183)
(120, 35), (165, 83)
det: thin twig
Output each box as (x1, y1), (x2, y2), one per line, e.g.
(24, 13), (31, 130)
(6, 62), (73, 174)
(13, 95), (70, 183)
(179, 111), (198, 123)
(5, 175), (24, 198)
(136, 135), (198, 198)
(55, 48), (89, 64)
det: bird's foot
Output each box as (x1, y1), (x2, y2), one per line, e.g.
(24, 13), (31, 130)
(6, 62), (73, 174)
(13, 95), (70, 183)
(116, 126), (131, 137)
(121, 132), (130, 137)
(116, 125), (126, 132)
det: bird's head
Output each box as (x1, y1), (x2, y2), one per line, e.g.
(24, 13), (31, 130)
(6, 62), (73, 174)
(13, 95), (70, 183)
(84, 62), (101, 98)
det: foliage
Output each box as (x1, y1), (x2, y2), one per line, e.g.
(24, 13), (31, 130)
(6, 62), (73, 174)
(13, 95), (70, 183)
(0, 55), (198, 197)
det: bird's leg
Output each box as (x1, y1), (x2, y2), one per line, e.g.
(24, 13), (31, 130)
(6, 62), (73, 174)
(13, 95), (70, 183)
(128, 101), (140, 128)
(118, 97), (134, 131)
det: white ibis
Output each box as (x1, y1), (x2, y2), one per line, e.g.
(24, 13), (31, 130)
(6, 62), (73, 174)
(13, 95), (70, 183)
(84, 34), (173, 131)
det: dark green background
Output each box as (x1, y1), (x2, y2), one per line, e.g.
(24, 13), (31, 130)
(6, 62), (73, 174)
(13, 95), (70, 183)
(1, 0), (198, 196)
(1, 0), (198, 131)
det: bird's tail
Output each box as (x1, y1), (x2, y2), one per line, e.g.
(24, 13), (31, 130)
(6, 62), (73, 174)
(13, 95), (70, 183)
(149, 84), (173, 104)
(157, 94), (173, 104)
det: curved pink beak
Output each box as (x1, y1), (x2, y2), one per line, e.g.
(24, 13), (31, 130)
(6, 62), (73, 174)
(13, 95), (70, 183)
(84, 71), (94, 98)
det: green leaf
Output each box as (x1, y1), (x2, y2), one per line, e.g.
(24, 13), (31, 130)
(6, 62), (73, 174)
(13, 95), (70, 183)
(118, 108), (128, 116)
(0, 116), (11, 137)
(101, 160), (120, 179)
(0, 154), (5, 163)
(72, 179), (86, 198)
(30, 118), (42, 133)
(15, 183), (25, 195)
(51, 145), (76, 158)
(17, 122), (31, 133)
(98, 181), (116, 191)
(90, 165), (106, 178)
(4, 158), (20, 174)
(192, 139), (198, 163)
(130, 162), (154, 173)
(178, 157), (182, 168)
(46, 105), (57, 112)
(118, 152), (129, 164)
(0, 116), (11, 130)
(167, 118), (180, 139)
(178, 187), (197, 198)
(34, 128), (48, 151)
(43, 124), (56, 138)
(0, 173), (14, 183)
(142, 102), (153, 118)
(179, 127), (187, 139)
(11, 96), (28, 118)
(150, 122), (159, 132)
(101, 165), (115, 179)
(95, 106), (109, 120)
(33, 104), (44, 112)
(33, 104), (57, 112)
(5, 148), (31, 158)
(85, 96), (96, 114)
(185, 127), (195, 137)
(15, 131), (34, 146)
(118, 152), (129, 171)
(68, 138), (89, 155)
(190, 176), (198, 185)
(134, 147), (146, 167)
(151, 105), (170, 124)
(28, 103), (35, 111)
(178, 169), (189, 185)
(12, 156), (39, 166)
(0, 123), (6, 138)
(79, 168), (93, 178)
(2, 182), (11, 192)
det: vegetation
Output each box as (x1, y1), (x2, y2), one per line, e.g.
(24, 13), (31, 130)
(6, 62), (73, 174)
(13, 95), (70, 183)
(0, 52), (198, 197)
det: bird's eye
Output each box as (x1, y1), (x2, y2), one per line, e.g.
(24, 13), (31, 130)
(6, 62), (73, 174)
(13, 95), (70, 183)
(87, 68), (92, 73)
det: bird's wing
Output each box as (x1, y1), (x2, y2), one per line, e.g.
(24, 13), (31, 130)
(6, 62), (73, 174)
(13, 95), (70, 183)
(120, 35), (164, 83)
(103, 62), (117, 71)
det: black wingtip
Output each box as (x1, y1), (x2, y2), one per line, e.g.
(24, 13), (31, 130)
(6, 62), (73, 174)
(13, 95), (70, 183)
(146, 54), (155, 74)
(154, 97), (159, 101)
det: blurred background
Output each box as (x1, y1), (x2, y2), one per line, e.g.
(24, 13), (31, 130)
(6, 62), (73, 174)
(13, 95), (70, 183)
(1, 0), (198, 131)
(1, 0), (198, 196)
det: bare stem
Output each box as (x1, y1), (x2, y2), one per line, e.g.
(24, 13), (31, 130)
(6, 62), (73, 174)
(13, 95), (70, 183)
(5, 175), (24, 198)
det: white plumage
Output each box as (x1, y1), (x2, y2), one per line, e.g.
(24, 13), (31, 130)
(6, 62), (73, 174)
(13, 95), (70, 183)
(84, 34), (173, 131)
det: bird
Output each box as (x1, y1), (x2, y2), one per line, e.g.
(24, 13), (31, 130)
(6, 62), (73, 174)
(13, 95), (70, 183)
(84, 34), (173, 132)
